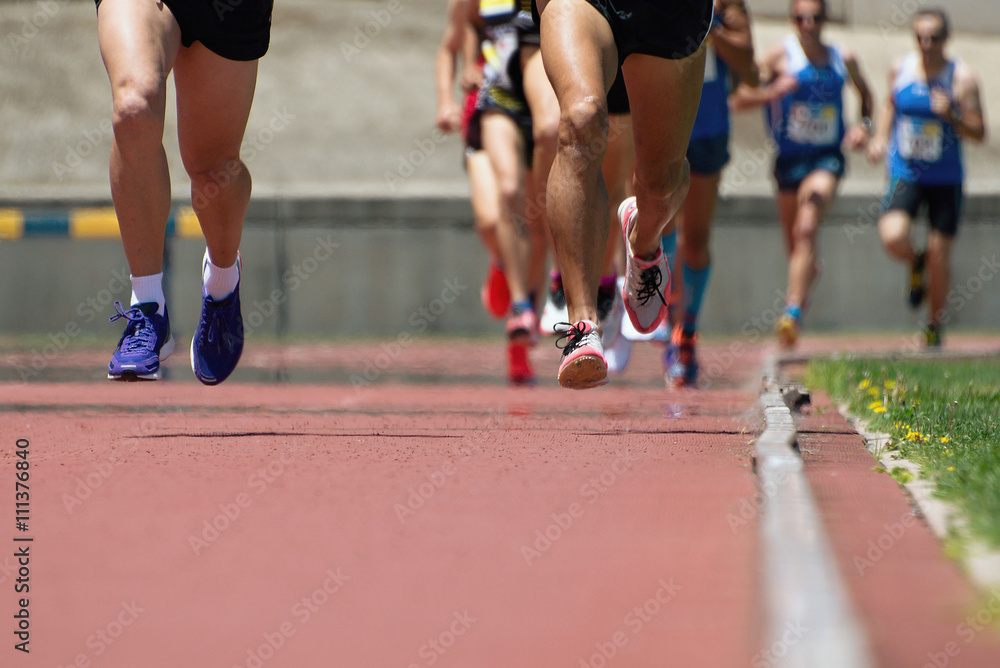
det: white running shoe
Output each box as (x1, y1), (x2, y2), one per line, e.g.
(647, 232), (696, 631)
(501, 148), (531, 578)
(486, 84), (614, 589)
(597, 285), (624, 350)
(605, 329), (632, 375)
(618, 276), (669, 342)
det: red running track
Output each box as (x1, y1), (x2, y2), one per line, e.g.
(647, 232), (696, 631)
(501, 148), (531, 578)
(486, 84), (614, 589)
(0, 339), (762, 668)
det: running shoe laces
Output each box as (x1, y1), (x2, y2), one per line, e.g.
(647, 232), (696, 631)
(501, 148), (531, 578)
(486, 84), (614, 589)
(109, 302), (156, 353)
(635, 264), (667, 308)
(555, 321), (599, 355)
(197, 295), (241, 354)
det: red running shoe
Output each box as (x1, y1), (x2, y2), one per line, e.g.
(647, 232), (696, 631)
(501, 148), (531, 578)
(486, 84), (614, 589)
(481, 261), (510, 319)
(507, 340), (535, 385)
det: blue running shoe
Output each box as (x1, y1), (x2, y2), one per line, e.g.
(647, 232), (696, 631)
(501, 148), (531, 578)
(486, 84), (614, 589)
(190, 258), (244, 386)
(108, 301), (174, 381)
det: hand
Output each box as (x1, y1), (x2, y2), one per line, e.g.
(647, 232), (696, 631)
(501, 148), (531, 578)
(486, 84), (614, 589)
(930, 88), (955, 122)
(436, 100), (462, 134)
(866, 137), (886, 164)
(460, 65), (484, 92)
(843, 125), (869, 151)
(768, 73), (799, 102)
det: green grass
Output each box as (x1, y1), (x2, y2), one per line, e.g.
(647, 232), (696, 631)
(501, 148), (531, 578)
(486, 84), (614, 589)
(806, 357), (1000, 549)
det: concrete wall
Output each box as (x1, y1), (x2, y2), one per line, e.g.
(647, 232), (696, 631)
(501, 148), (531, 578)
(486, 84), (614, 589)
(748, 0), (1000, 35)
(2, 196), (998, 343)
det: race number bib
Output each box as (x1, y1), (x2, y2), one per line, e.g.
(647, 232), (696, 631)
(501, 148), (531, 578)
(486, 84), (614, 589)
(787, 102), (838, 145)
(898, 116), (943, 162)
(480, 0), (515, 20)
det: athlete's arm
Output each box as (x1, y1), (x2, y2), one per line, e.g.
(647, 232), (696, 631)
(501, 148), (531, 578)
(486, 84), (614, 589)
(867, 61), (898, 164)
(711, 0), (758, 87)
(730, 44), (793, 111)
(945, 63), (987, 142)
(459, 20), (483, 91)
(435, 0), (472, 133)
(842, 48), (875, 150)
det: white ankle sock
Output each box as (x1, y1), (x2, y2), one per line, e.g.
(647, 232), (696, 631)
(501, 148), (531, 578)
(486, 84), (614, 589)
(203, 251), (240, 300)
(130, 273), (165, 313)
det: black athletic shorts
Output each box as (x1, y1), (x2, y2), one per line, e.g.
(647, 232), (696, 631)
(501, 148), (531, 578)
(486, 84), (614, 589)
(773, 148), (845, 191)
(535, 0), (713, 64)
(687, 133), (730, 175)
(95, 0), (273, 61)
(883, 178), (963, 238)
(465, 91), (535, 169)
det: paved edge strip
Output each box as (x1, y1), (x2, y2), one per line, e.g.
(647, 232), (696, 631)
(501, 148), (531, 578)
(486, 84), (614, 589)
(0, 207), (200, 240)
(844, 410), (1000, 592)
(755, 354), (874, 668)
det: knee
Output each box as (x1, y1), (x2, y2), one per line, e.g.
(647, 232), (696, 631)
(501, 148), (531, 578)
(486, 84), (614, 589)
(681, 232), (710, 266)
(877, 218), (908, 252)
(111, 81), (165, 145)
(496, 176), (524, 213)
(188, 157), (248, 208)
(533, 113), (559, 155)
(474, 209), (501, 235)
(558, 95), (608, 162)
(188, 157), (244, 187)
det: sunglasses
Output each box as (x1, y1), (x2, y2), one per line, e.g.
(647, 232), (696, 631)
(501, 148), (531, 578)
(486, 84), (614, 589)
(915, 33), (945, 44)
(794, 14), (825, 24)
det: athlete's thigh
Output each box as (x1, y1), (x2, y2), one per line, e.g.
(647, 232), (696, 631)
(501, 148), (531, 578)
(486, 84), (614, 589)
(97, 0), (181, 101)
(603, 114), (635, 197)
(797, 169), (839, 212)
(621, 46), (707, 183)
(481, 112), (527, 190)
(521, 48), (559, 126)
(173, 43), (259, 171)
(539, 0), (618, 106)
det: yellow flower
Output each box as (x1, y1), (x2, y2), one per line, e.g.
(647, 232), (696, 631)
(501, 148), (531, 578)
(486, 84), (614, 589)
(868, 400), (884, 411)
(872, 406), (886, 413)
(883, 380), (896, 389)
(940, 436), (950, 443)
(948, 466), (955, 471)
(859, 379), (871, 389)
(868, 387), (879, 397)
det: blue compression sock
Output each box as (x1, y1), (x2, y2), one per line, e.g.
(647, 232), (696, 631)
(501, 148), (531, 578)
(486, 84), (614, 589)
(681, 262), (711, 335)
(660, 231), (677, 271)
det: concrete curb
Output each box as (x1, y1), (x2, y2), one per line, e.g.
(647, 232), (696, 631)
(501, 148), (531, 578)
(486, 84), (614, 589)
(754, 354), (874, 668)
(0, 193), (998, 231)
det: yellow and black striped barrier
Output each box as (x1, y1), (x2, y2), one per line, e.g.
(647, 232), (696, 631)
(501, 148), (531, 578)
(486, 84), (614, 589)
(0, 207), (203, 240)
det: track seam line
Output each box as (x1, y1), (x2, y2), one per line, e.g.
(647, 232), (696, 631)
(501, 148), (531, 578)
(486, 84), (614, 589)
(754, 353), (874, 668)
